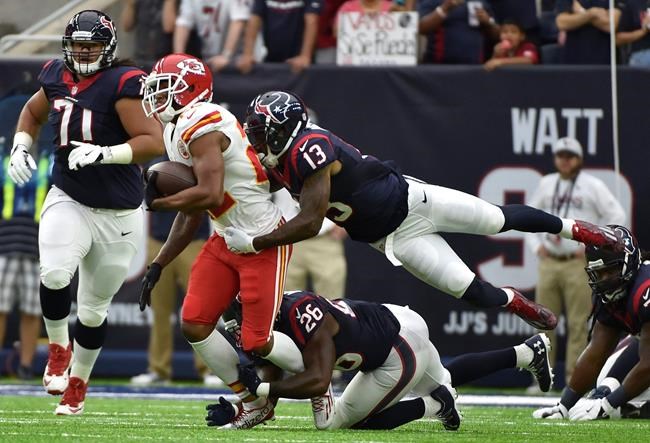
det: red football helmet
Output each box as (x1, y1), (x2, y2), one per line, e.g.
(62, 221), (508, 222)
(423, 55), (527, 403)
(142, 53), (213, 122)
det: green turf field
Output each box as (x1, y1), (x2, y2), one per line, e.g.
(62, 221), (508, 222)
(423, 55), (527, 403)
(1, 395), (649, 442)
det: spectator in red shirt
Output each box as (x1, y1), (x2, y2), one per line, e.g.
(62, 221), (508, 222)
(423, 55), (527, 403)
(484, 19), (539, 70)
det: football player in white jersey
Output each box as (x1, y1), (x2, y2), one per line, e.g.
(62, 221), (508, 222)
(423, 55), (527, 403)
(140, 53), (304, 429)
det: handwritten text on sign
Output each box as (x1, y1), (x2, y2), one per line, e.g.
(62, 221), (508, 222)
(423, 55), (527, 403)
(337, 12), (418, 66)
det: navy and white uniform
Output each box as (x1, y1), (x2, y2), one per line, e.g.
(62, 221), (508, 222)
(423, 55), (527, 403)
(594, 263), (650, 405)
(270, 124), (508, 298)
(276, 291), (451, 429)
(37, 59), (145, 326)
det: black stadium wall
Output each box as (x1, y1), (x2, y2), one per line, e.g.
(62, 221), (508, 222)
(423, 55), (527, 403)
(2, 60), (648, 384)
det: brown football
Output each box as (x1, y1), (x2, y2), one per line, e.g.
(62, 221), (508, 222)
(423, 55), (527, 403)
(147, 161), (197, 196)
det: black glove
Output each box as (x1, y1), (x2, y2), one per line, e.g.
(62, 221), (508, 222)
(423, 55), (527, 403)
(238, 363), (262, 396)
(205, 397), (238, 426)
(144, 170), (160, 210)
(139, 263), (162, 311)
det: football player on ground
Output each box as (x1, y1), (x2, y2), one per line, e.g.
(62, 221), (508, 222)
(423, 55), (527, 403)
(7, 10), (164, 415)
(223, 90), (625, 332)
(139, 54), (309, 429)
(207, 290), (554, 430)
(533, 225), (650, 421)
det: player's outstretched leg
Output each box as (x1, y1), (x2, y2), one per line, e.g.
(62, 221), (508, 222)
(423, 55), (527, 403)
(462, 279), (557, 330)
(499, 205), (622, 249)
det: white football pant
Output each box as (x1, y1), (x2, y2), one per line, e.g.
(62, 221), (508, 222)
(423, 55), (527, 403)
(39, 186), (144, 326)
(371, 178), (505, 298)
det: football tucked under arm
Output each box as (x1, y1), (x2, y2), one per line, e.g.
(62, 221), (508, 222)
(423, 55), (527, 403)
(146, 161), (197, 196)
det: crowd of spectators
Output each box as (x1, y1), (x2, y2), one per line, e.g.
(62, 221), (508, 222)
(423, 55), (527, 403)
(120, 0), (650, 71)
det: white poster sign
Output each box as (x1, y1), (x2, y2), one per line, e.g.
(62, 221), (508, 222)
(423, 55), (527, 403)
(336, 11), (418, 66)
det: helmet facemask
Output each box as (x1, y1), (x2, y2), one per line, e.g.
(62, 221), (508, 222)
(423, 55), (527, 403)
(142, 72), (210, 123)
(584, 225), (641, 303)
(62, 11), (117, 75)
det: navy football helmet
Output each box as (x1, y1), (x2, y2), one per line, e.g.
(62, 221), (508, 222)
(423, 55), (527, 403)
(62, 10), (118, 75)
(585, 225), (641, 303)
(244, 91), (308, 168)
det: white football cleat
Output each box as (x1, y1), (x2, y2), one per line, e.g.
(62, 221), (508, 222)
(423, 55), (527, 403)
(311, 383), (334, 430)
(55, 376), (87, 416)
(220, 399), (274, 429)
(43, 343), (73, 395)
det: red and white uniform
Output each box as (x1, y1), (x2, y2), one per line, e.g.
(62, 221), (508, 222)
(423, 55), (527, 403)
(164, 102), (290, 350)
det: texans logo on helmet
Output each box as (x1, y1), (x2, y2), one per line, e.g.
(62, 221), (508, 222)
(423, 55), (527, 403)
(99, 16), (115, 36)
(254, 91), (301, 125)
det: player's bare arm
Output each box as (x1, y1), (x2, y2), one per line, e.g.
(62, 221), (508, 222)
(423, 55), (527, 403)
(568, 320), (620, 395)
(15, 88), (50, 141)
(151, 131), (227, 212)
(152, 211), (204, 267)
(619, 322), (650, 399)
(268, 314), (339, 399)
(115, 97), (164, 162)
(252, 163), (335, 251)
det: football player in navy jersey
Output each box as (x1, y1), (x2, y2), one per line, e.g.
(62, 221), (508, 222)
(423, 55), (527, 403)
(533, 225), (650, 421)
(7, 10), (163, 415)
(208, 290), (554, 430)
(223, 90), (625, 333)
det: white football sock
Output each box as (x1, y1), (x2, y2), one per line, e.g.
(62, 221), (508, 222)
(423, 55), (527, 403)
(559, 218), (576, 239)
(501, 288), (515, 306)
(423, 395), (442, 417)
(44, 317), (70, 348)
(190, 329), (240, 384)
(263, 331), (305, 373)
(514, 343), (534, 368)
(70, 340), (100, 382)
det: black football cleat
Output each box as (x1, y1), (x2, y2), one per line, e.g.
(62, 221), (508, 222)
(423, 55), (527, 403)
(506, 288), (558, 330)
(523, 333), (554, 392)
(430, 385), (461, 431)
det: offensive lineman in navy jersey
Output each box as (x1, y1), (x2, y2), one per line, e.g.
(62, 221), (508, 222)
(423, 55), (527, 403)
(7, 10), (163, 415)
(534, 225), (650, 421)
(208, 290), (554, 430)
(223, 90), (625, 332)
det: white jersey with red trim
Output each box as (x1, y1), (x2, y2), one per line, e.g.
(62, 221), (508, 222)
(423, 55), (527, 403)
(164, 101), (282, 236)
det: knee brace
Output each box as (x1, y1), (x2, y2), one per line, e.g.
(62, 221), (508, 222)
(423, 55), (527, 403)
(40, 283), (72, 320)
(74, 318), (108, 350)
(41, 267), (74, 290)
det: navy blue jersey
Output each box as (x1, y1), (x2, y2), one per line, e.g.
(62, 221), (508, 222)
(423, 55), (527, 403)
(267, 126), (409, 243)
(276, 291), (401, 372)
(38, 59), (145, 209)
(595, 263), (650, 335)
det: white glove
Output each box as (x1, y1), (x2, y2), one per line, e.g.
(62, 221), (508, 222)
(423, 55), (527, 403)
(224, 227), (258, 254)
(532, 403), (568, 419)
(68, 141), (111, 170)
(569, 397), (620, 421)
(8, 144), (37, 186)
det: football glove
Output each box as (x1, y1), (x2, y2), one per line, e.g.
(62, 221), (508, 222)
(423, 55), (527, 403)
(238, 363), (262, 396)
(569, 397), (620, 421)
(224, 227), (258, 254)
(68, 141), (133, 170)
(139, 263), (162, 311)
(68, 141), (111, 170)
(205, 397), (239, 426)
(8, 143), (37, 186)
(532, 403), (568, 419)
